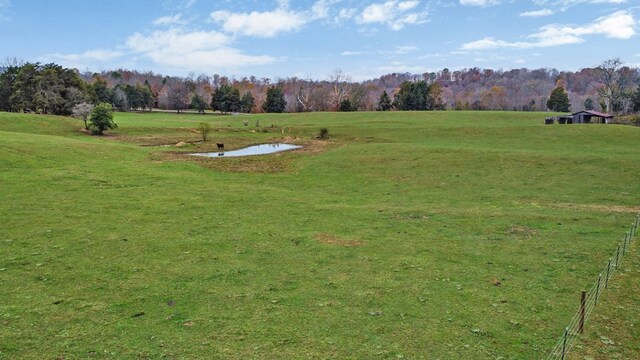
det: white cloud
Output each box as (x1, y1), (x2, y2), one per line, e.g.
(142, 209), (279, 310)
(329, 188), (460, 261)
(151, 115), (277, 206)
(461, 10), (636, 50)
(394, 45), (419, 54)
(153, 14), (187, 26)
(42, 49), (126, 70)
(48, 49), (124, 62)
(333, 7), (357, 25)
(534, 0), (626, 5)
(126, 28), (275, 71)
(341, 50), (367, 56)
(377, 61), (429, 74)
(459, 0), (500, 6)
(356, 1), (428, 30)
(210, 6), (308, 38)
(311, 0), (342, 19)
(519, 9), (554, 17)
(532, 0), (627, 11)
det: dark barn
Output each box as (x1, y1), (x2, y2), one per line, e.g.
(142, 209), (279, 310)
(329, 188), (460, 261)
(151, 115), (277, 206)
(571, 110), (613, 124)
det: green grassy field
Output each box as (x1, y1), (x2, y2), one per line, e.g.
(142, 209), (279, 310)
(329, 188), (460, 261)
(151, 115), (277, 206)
(1, 110), (639, 359)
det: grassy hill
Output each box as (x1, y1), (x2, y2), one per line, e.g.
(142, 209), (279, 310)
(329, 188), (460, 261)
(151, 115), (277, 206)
(1, 110), (639, 359)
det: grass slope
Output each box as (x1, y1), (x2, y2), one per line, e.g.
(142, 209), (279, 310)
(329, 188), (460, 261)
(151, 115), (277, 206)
(1, 111), (639, 359)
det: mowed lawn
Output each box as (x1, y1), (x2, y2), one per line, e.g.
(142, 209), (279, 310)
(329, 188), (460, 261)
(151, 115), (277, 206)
(1, 110), (639, 359)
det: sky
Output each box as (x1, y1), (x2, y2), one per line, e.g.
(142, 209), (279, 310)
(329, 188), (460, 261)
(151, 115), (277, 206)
(0, 0), (638, 81)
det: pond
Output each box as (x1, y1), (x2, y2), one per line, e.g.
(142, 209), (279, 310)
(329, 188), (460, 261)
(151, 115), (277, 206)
(190, 143), (302, 158)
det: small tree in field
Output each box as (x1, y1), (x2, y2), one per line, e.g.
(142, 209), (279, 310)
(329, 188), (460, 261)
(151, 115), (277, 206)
(72, 102), (94, 130)
(198, 122), (212, 141)
(89, 103), (117, 135)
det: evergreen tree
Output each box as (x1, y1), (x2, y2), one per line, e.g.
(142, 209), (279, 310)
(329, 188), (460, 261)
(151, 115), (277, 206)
(227, 87), (241, 113)
(546, 86), (570, 112)
(210, 84), (228, 113)
(10, 63), (39, 112)
(262, 86), (286, 113)
(0, 65), (20, 111)
(338, 98), (353, 112)
(211, 84), (240, 113)
(632, 85), (640, 112)
(140, 84), (154, 111)
(584, 98), (594, 111)
(392, 81), (444, 111)
(240, 92), (255, 113)
(89, 76), (112, 105)
(393, 82), (415, 110)
(190, 94), (208, 113)
(377, 90), (392, 111)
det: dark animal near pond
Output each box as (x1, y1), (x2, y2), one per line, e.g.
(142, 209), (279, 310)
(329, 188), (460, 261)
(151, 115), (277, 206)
(216, 143), (224, 150)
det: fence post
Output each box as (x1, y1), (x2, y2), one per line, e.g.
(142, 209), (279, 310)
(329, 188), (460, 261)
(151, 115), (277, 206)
(561, 327), (569, 360)
(623, 232), (628, 253)
(578, 290), (586, 334)
(595, 273), (601, 305)
(615, 244), (621, 268)
(605, 259), (611, 288)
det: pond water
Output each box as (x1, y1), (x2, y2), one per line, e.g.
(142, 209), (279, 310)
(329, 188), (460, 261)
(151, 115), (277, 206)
(190, 143), (302, 158)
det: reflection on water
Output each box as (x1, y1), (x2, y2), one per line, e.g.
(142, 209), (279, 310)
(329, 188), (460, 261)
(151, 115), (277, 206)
(190, 143), (301, 158)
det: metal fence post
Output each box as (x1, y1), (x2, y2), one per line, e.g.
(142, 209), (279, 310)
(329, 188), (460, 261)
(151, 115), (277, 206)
(605, 259), (611, 288)
(615, 244), (621, 268)
(595, 273), (601, 305)
(623, 232), (628, 253)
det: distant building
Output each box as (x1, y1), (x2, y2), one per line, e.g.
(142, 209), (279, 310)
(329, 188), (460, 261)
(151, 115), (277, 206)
(571, 110), (613, 124)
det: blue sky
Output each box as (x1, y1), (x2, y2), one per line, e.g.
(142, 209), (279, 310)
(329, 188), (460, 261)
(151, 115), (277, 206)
(1, 0), (638, 80)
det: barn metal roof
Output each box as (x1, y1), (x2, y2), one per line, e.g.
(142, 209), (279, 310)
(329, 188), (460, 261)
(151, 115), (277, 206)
(571, 110), (613, 118)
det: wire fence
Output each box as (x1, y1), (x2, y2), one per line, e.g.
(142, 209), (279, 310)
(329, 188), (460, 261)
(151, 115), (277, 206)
(545, 214), (639, 360)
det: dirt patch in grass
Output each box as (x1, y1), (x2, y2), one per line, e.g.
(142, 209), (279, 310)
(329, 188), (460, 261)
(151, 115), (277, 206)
(553, 203), (640, 214)
(314, 233), (364, 247)
(150, 137), (333, 173)
(507, 225), (539, 239)
(109, 128), (203, 146)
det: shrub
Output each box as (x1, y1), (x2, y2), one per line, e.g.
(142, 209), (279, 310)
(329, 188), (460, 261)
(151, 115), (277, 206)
(318, 128), (329, 140)
(89, 103), (117, 135)
(197, 122), (212, 141)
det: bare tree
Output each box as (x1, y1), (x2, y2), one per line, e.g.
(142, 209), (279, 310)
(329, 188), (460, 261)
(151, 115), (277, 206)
(349, 83), (369, 111)
(72, 102), (94, 130)
(596, 58), (625, 113)
(296, 84), (313, 112)
(328, 69), (352, 111)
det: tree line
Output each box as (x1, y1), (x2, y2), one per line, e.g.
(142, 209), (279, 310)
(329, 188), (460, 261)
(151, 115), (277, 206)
(1, 58), (640, 115)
